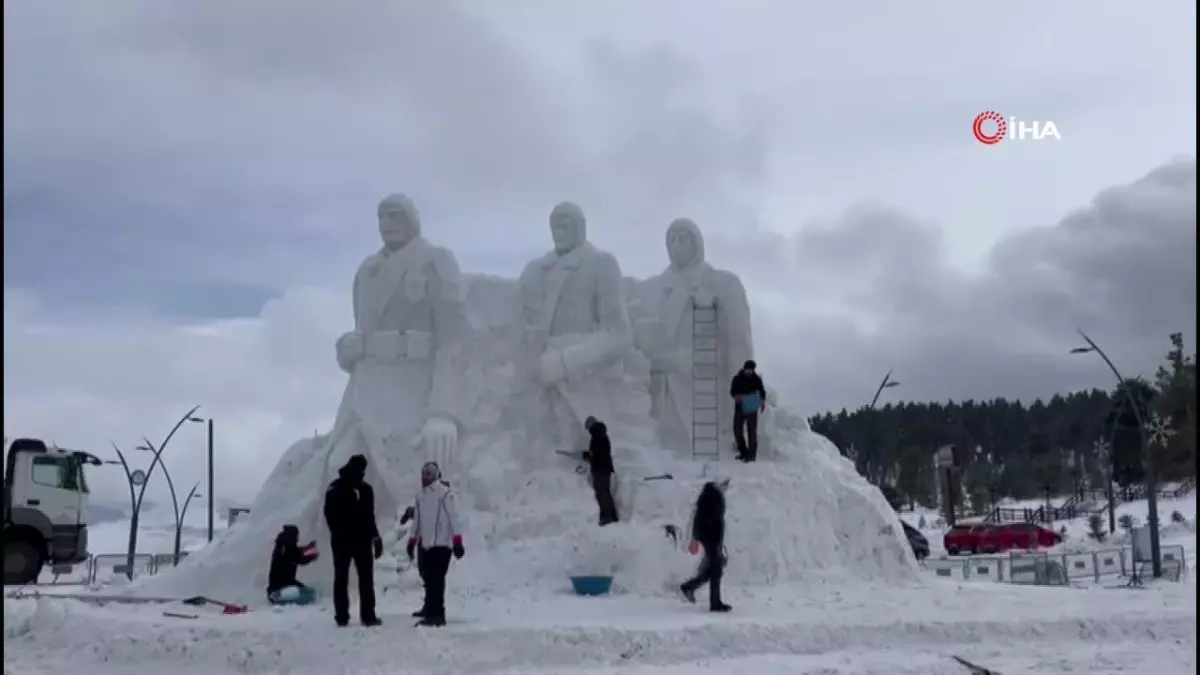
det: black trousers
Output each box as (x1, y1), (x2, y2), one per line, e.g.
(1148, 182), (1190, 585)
(592, 471), (619, 525)
(681, 541), (724, 607)
(734, 408), (759, 460)
(331, 541), (376, 622)
(417, 546), (453, 619)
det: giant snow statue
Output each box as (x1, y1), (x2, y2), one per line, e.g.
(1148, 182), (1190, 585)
(132, 198), (920, 604)
(327, 193), (468, 498)
(517, 201), (636, 454)
(631, 218), (754, 457)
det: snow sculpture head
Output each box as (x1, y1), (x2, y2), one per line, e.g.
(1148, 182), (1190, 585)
(377, 193), (421, 251)
(549, 201), (587, 254)
(666, 218), (705, 270)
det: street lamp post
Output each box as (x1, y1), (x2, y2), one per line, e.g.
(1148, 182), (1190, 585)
(1070, 330), (1161, 578)
(175, 483), (203, 563)
(116, 405), (201, 580)
(1094, 438), (1117, 534)
(185, 416), (215, 543)
(869, 369), (901, 410)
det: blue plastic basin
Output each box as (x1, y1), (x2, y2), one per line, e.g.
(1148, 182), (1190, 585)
(569, 575), (614, 596)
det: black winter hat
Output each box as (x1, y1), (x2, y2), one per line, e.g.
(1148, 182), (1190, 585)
(340, 454), (368, 479)
(743, 360), (757, 370)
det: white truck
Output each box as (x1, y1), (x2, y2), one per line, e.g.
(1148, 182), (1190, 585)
(3, 438), (100, 585)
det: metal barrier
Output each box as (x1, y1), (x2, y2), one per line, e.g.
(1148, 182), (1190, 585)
(928, 544), (1187, 586)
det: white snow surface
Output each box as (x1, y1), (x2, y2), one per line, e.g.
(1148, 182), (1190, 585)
(131, 274), (916, 604)
(5, 580), (1195, 674)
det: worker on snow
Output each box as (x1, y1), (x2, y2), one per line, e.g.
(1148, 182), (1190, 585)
(729, 360), (766, 462)
(323, 454), (383, 627)
(406, 461), (465, 627)
(680, 480), (732, 613)
(582, 416), (619, 526)
(266, 524), (319, 605)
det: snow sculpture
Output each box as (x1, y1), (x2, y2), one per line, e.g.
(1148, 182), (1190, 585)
(133, 202), (920, 604)
(327, 193), (468, 496)
(517, 202), (636, 454)
(632, 218), (754, 454)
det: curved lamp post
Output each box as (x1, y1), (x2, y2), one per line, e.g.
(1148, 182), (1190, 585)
(117, 405), (201, 580)
(184, 415), (216, 543)
(869, 369), (901, 410)
(1070, 330), (1161, 578)
(175, 483), (203, 560)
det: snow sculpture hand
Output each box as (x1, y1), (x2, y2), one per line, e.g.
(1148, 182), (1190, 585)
(335, 331), (364, 373)
(419, 417), (458, 468)
(538, 349), (568, 385)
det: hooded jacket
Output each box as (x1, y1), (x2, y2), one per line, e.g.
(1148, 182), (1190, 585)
(690, 481), (726, 547)
(267, 525), (316, 593)
(323, 455), (381, 545)
(585, 420), (615, 475)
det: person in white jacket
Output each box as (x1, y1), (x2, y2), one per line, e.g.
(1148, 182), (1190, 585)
(405, 461), (465, 626)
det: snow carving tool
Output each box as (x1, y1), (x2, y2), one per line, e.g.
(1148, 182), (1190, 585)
(950, 655), (1000, 674)
(181, 596), (250, 615)
(643, 474), (673, 481)
(162, 611), (199, 620)
(555, 449), (589, 474)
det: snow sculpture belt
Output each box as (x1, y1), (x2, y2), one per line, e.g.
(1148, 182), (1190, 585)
(358, 330), (433, 362)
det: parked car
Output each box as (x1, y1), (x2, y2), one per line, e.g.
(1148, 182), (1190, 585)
(900, 520), (929, 561)
(943, 523), (991, 555)
(981, 523), (1062, 552)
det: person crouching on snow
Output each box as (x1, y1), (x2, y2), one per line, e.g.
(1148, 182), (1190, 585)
(266, 524), (319, 605)
(680, 481), (732, 613)
(406, 461), (465, 627)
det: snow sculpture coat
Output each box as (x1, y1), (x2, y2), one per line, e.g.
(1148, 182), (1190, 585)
(324, 195), (469, 514)
(519, 210), (634, 452)
(633, 219), (754, 453)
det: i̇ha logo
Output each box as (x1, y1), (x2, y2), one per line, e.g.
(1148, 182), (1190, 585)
(973, 111), (1061, 144)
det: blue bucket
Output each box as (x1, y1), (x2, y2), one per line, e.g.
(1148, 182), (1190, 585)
(569, 575), (614, 596)
(740, 393), (761, 413)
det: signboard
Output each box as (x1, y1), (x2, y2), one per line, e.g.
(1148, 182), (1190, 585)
(130, 469), (147, 487)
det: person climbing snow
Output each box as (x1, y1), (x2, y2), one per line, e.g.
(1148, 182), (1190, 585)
(680, 480), (732, 613)
(266, 524), (319, 605)
(582, 416), (619, 526)
(729, 360), (766, 462)
(406, 461), (465, 627)
(323, 454), (383, 627)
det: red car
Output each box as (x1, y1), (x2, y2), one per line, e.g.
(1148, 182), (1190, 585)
(943, 524), (991, 555)
(943, 523), (1062, 555)
(980, 523), (1062, 553)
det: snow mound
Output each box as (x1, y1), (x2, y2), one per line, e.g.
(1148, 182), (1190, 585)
(132, 274), (917, 604)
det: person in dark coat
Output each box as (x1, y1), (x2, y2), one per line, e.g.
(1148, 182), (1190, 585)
(582, 416), (619, 526)
(680, 480), (732, 612)
(729, 360), (766, 462)
(323, 454), (383, 627)
(266, 524), (319, 604)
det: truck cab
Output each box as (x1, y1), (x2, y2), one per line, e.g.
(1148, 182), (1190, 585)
(3, 438), (99, 585)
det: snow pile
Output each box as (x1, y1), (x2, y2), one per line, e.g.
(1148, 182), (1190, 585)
(132, 274), (916, 604)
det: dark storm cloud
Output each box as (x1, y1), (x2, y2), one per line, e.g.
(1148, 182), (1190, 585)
(704, 160), (1198, 414)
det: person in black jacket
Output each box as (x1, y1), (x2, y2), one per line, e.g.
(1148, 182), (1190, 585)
(680, 481), (731, 612)
(582, 416), (619, 526)
(266, 524), (319, 604)
(323, 454), (383, 627)
(729, 360), (766, 462)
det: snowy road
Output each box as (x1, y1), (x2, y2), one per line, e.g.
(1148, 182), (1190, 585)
(5, 580), (1195, 674)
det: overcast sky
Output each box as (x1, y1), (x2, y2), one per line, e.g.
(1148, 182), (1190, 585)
(4, 0), (1196, 508)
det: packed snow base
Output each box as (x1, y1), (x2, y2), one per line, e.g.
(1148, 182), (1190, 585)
(6, 581), (1196, 675)
(133, 274), (916, 604)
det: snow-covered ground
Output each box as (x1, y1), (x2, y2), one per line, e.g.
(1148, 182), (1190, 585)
(5, 577), (1196, 675)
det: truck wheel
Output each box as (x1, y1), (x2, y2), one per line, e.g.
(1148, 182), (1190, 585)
(3, 540), (44, 585)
